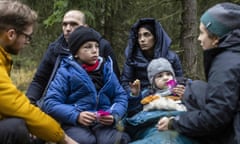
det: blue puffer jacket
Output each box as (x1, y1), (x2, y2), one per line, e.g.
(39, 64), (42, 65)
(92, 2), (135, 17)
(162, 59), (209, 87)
(27, 31), (120, 105)
(42, 56), (128, 126)
(121, 18), (183, 93)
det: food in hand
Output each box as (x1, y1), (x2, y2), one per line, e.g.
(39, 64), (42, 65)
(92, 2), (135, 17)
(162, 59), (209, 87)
(133, 79), (140, 85)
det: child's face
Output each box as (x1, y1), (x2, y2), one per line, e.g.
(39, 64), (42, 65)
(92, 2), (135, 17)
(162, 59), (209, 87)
(75, 41), (99, 65)
(154, 71), (173, 89)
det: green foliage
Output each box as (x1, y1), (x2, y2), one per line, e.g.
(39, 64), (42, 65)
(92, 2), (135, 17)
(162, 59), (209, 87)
(232, 0), (240, 3)
(82, 10), (95, 26)
(43, 0), (68, 27)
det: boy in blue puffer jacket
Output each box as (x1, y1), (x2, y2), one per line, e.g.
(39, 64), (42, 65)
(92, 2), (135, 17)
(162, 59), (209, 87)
(42, 26), (130, 144)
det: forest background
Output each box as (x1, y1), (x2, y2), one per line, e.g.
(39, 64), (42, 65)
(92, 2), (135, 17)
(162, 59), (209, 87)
(12, 0), (240, 92)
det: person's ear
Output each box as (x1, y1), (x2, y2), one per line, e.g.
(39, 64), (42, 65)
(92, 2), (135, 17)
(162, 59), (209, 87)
(6, 29), (17, 41)
(212, 37), (219, 47)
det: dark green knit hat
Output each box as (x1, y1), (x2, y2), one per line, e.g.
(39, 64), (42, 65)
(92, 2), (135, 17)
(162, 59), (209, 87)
(200, 2), (240, 37)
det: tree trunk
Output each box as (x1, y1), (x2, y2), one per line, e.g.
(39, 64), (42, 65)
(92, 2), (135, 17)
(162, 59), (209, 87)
(180, 0), (202, 79)
(103, 0), (113, 43)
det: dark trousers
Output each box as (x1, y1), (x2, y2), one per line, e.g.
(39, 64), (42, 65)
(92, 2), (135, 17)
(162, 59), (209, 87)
(0, 118), (30, 144)
(63, 123), (131, 144)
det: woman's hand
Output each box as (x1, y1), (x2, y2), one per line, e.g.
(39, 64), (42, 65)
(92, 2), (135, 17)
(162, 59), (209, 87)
(78, 111), (96, 126)
(156, 116), (171, 131)
(172, 84), (185, 98)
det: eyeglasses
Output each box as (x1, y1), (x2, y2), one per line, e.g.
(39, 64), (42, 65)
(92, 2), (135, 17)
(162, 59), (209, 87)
(17, 31), (32, 42)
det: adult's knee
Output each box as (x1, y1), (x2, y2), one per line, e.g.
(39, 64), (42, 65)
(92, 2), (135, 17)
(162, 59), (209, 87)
(10, 118), (28, 134)
(0, 118), (29, 144)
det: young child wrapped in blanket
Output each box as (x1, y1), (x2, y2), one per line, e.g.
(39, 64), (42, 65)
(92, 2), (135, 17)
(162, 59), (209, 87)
(131, 57), (187, 112)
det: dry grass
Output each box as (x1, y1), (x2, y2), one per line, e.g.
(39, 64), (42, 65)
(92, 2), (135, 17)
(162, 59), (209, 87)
(10, 67), (36, 93)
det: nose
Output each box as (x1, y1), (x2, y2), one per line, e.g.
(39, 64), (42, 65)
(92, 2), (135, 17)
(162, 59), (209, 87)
(163, 75), (170, 81)
(92, 46), (98, 53)
(197, 34), (201, 41)
(139, 36), (145, 42)
(65, 24), (72, 32)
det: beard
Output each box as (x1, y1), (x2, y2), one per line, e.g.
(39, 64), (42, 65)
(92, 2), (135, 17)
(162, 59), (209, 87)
(5, 42), (20, 55)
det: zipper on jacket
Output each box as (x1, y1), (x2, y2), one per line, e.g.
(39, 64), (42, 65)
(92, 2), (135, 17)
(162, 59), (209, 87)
(95, 93), (99, 111)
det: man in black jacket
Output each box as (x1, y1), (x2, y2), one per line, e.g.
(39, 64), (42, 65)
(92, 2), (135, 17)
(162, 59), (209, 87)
(26, 10), (120, 105)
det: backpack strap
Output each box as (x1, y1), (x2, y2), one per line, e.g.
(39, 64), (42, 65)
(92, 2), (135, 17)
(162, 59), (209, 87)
(37, 55), (62, 107)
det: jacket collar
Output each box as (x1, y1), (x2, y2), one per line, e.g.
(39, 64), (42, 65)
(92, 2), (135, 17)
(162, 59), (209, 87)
(0, 46), (13, 75)
(203, 29), (240, 79)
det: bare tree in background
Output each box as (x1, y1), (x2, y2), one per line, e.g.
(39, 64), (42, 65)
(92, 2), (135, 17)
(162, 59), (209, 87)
(180, 0), (203, 79)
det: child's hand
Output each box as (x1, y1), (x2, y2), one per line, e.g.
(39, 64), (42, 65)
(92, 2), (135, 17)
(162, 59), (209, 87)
(172, 84), (185, 98)
(98, 115), (114, 125)
(78, 111), (96, 126)
(130, 79), (141, 96)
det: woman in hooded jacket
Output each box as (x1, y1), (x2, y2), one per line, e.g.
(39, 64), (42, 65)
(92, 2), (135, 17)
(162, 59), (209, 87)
(121, 18), (183, 117)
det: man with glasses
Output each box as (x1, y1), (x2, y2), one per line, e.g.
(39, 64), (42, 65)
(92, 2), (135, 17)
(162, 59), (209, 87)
(0, 1), (77, 143)
(26, 10), (120, 106)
